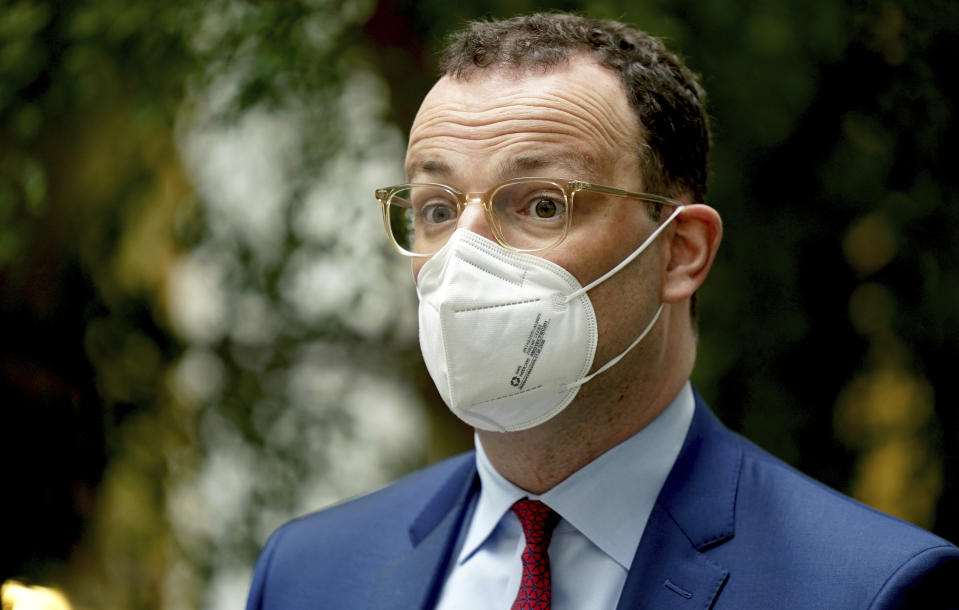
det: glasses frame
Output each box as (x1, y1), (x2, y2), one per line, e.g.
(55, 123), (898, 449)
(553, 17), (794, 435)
(374, 177), (685, 257)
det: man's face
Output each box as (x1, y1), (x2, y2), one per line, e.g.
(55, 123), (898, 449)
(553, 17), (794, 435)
(405, 55), (672, 371)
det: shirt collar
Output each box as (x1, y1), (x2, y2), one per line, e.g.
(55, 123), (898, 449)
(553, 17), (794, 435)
(458, 381), (695, 569)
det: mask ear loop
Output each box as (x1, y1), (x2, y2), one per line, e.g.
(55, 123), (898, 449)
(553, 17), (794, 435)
(560, 204), (683, 391)
(562, 303), (664, 391)
(564, 204), (684, 303)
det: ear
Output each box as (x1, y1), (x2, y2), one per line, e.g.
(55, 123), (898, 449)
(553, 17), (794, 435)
(661, 204), (723, 303)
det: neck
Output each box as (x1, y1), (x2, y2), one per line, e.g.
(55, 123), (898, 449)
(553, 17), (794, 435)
(477, 307), (695, 493)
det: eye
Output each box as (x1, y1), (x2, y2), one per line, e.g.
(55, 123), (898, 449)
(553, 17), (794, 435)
(421, 202), (457, 225)
(531, 197), (560, 218)
(410, 186), (459, 226)
(525, 195), (566, 220)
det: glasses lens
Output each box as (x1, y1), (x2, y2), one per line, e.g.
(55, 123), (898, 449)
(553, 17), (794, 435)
(386, 185), (460, 255)
(490, 180), (568, 251)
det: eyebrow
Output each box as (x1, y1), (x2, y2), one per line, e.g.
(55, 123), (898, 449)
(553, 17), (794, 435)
(406, 158), (454, 181)
(498, 152), (599, 179)
(407, 151), (600, 184)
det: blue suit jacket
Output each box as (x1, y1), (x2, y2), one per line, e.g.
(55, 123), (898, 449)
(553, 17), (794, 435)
(246, 391), (959, 609)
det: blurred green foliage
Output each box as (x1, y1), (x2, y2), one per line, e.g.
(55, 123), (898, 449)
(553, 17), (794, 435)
(1, 0), (957, 607)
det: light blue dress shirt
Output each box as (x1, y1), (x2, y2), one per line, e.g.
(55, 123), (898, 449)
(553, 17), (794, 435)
(434, 382), (695, 610)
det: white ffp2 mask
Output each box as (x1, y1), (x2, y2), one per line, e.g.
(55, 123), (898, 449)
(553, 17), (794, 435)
(416, 206), (681, 432)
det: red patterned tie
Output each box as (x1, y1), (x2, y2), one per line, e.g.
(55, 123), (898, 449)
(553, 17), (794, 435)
(511, 499), (561, 610)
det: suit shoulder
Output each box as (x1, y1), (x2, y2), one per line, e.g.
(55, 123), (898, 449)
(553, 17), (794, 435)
(703, 429), (959, 607)
(736, 434), (946, 542)
(274, 451), (475, 542)
(246, 452), (476, 609)
(731, 432), (956, 569)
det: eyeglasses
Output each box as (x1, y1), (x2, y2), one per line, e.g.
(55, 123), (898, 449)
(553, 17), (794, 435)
(374, 177), (684, 257)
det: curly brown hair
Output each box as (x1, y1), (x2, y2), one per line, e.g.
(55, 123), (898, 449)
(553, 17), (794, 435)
(440, 13), (710, 202)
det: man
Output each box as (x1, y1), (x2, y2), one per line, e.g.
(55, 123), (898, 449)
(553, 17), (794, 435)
(246, 13), (959, 609)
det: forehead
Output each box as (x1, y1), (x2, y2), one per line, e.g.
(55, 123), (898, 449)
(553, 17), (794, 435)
(406, 55), (640, 185)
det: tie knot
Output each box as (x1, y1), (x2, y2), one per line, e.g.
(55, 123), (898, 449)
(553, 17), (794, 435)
(511, 499), (560, 544)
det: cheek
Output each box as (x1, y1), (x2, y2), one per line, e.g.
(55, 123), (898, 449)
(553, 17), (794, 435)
(552, 208), (653, 287)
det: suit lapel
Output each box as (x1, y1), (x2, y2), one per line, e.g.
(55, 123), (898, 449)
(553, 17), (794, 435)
(367, 456), (478, 610)
(617, 392), (742, 609)
(616, 503), (729, 609)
